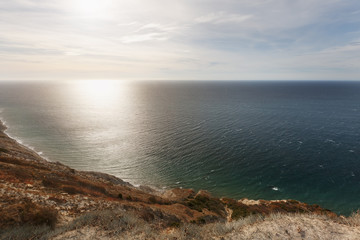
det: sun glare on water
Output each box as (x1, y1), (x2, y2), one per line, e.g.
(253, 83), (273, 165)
(80, 80), (117, 97)
(73, 80), (129, 109)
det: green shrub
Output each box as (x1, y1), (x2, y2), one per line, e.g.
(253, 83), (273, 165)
(185, 195), (225, 216)
(0, 147), (10, 154)
(224, 200), (250, 220)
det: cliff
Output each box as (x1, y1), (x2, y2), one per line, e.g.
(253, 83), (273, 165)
(1, 120), (360, 239)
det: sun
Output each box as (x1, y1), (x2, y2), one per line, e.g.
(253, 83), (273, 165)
(70, 0), (112, 18)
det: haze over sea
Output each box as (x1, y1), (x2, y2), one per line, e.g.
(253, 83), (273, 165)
(0, 80), (359, 215)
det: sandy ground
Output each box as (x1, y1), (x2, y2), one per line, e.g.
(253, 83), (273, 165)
(224, 214), (360, 240)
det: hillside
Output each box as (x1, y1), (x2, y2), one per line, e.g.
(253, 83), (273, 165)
(1, 120), (360, 239)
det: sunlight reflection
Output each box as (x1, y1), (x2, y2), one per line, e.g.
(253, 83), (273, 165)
(71, 80), (132, 111)
(79, 80), (117, 99)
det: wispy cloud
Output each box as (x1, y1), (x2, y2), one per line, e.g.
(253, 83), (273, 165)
(120, 32), (169, 43)
(134, 23), (176, 33)
(0, 0), (360, 80)
(195, 12), (253, 24)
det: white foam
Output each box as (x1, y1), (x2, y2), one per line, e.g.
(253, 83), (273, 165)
(272, 187), (279, 191)
(0, 117), (50, 160)
(0, 117), (7, 126)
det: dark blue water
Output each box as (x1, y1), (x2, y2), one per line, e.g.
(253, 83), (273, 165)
(0, 80), (359, 215)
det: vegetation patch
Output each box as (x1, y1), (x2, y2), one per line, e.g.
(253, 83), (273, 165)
(3, 167), (33, 181)
(42, 175), (109, 197)
(148, 196), (171, 205)
(0, 156), (50, 171)
(223, 198), (251, 220)
(0, 198), (58, 229)
(185, 195), (225, 216)
(0, 147), (10, 154)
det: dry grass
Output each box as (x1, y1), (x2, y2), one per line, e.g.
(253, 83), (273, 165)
(0, 198), (58, 229)
(2, 206), (360, 240)
(220, 212), (360, 240)
(2, 124), (360, 239)
(0, 224), (52, 240)
(153, 212), (360, 240)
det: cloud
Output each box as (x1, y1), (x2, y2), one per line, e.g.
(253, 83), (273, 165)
(195, 12), (253, 24)
(120, 22), (176, 43)
(120, 32), (169, 43)
(1, 0), (360, 80)
(135, 23), (176, 33)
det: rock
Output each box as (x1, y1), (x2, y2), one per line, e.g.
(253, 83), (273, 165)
(195, 190), (212, 199)
(162, 188), (195, 201)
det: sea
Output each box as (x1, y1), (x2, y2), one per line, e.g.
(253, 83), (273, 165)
(0, 80), (359, 215)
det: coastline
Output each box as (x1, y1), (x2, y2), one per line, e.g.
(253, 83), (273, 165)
(0, 119), (47, 162)
(3, 119), (360, 239)
(0, 117), (47, 157)
(0, 118), (339, 213)
(0, 118), (168, 193)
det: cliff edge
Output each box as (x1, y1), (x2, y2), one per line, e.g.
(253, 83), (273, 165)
(1, 120), (359, 239)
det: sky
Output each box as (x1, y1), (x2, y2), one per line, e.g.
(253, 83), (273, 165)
(1, 0), (360, 81)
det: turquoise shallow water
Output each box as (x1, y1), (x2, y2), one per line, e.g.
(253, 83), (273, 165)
(0, 80), (360, 215)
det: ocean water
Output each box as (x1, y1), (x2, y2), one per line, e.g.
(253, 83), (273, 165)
(0, 80), (360, 215)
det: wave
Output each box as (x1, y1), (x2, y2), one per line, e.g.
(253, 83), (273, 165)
(0, 116), (49, 160)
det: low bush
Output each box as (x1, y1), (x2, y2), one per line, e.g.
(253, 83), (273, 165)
(0, 147), (10, 154)
(148, 196), (157, 204)
(42, 178), (60, 188)
(0, 224), (51, 240)
(0, 198), (58, 229)
(186, 195), (225, 216)
(62, 185), (86, 195)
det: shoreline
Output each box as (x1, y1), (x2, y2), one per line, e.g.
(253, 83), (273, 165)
(0, 118), (172, 194)
(0, 119), (50, 163)
(0, 119), (337, 209)
(4, 118), (360, 239)
(0, 118), (353, 217)
(0, 118), (337, 212)
(0, 117), (48, 160)
(0, 119), (293, 204)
